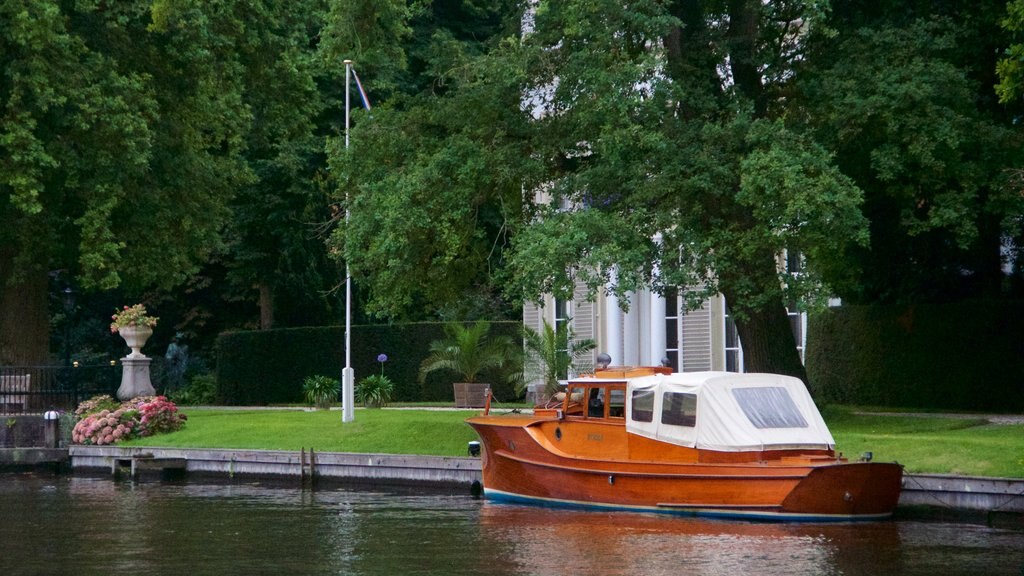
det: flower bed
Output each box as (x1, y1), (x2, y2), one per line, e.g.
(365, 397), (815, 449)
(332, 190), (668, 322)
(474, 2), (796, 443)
(72, 394), (186, 446)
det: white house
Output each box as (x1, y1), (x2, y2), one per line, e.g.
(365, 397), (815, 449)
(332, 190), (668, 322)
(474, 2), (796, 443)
(523, 276), (807, 376)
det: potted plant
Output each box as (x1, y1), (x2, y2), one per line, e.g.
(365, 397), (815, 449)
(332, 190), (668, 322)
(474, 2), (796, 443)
(110, 304), (158, 358)
(419, 321), (519, 408)
(522, 319), (596, 400)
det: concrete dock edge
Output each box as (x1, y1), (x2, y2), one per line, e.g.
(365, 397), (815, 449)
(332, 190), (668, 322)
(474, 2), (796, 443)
(3, 446), (1010, 517)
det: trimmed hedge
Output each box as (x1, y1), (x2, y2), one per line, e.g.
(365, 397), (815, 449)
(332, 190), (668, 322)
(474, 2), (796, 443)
(806, 301), (1024, 412)
(215, 322), (522, 405)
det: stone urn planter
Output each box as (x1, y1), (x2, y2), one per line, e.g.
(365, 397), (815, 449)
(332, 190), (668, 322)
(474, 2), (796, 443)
(119, 325), (154, 359)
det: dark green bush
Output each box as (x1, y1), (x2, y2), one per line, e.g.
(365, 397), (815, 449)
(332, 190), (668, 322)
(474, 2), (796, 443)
(806, 300), (1024, 412)
(215, 322), (521, 405)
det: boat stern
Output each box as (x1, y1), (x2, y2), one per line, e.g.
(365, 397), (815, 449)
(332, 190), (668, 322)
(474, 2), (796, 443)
(780, 462), (904, 519)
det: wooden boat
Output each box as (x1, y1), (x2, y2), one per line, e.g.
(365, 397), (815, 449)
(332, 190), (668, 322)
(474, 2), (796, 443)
(467, 368), (903, 521)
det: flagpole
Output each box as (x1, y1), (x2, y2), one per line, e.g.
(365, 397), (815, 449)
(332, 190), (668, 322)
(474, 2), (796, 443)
(342, 59), (355, 423)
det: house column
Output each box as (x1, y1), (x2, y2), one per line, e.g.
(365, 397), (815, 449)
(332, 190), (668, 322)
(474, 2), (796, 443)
(649, 290), (666, 366)
(623, 293), (639, 365)
(605, 270), (623, 366)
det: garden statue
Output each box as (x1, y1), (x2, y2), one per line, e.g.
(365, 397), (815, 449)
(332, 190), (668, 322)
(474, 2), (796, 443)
(165, 332), (189, 392)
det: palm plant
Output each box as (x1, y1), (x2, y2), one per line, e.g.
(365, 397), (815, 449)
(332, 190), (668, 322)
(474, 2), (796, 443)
(523, 319), (596, 396)
(302, 375), (338, 410)
(356, 375), (394, 408)
(419, 321), (520, 386)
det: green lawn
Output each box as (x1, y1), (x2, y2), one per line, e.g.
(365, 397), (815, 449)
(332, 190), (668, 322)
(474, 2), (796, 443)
(821, 406), (1024, 478)
(123, 408), (481, 456)
(122, 406), (1024, 478)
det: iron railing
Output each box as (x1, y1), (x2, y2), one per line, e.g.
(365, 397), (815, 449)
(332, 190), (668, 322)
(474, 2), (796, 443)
(0, 363), (122, 414)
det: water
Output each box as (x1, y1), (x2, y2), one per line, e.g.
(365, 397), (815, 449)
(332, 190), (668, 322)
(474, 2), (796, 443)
(1, 473), (1022, 576)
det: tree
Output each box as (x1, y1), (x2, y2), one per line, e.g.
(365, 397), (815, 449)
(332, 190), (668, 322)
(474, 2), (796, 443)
(331, 1), (869, 381)
(799, 2), (1024, 303)
(323, 0), (528, 321)
(222, 0), (342, 329)
(1, 1), (252, 365)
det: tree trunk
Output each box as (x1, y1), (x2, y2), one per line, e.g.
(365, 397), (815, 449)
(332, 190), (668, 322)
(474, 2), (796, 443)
(720, 249), (808, 385)
(0, 249), (50, 366)
(726, 294), (808, 385)
(258, 281), (275, 330)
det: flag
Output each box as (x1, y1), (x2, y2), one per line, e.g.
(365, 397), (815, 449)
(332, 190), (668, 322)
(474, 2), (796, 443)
(351, 69), (372, 111)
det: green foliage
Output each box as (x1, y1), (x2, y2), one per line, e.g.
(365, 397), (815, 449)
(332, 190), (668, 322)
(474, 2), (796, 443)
(215, 321), (522, 405)
(997, 0), (1024, 103)
(324, 1), (529, 320)
(418, 321), (520, 386)
(303, 375), (339, 410)
(223, 0), (341, 329)
(800, 7), (1024, 303)
(356, 374), (394, 408)
(169, 374), (219, 406)
(806, 301), (1024, 411)
(523, 319), (595, 396)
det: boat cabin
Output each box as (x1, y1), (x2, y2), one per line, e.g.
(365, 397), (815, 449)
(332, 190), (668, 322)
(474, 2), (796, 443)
(560, 371), (836, 453)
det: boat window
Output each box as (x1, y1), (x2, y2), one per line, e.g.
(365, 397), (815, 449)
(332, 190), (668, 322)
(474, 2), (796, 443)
(661, 392), (697, 427)
(608, 388), (625, 418)
(587, 388), (605, 418)
(631, 389), (654, 422)
(732, 387), (808, 429)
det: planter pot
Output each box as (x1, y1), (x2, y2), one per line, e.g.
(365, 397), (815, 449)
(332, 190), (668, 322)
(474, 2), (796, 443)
(453, 382), (490, 409)
(119, 325), (153, 359)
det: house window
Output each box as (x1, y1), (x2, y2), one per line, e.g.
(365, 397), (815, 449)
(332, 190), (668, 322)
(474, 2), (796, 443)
(724, 302), (743, 373)
(661, 392), (697, 427)
(784, 250), (807, 363)
(664, 287), (680, 371)
(553, 298), (570, 379)
(787, 301), (806, 364)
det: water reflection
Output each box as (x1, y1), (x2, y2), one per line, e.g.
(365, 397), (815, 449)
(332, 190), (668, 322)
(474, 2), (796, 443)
(1, 473), (1022, 576)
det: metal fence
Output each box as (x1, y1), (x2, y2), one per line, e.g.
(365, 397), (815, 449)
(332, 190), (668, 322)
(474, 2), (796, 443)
(0, 363), (121, 414)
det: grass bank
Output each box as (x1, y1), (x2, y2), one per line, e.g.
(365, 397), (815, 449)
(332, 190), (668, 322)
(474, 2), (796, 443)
(123, 408), (480, 456)
(122, 406), (1024, 478)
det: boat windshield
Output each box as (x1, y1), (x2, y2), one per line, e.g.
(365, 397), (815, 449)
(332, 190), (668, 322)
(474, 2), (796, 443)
(566, 384), (626, 420)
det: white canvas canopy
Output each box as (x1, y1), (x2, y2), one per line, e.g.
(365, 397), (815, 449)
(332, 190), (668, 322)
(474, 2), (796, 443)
(624, 372), (835, 452)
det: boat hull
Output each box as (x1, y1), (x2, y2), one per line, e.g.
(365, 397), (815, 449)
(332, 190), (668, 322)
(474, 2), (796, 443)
(468, 417), (903, 522)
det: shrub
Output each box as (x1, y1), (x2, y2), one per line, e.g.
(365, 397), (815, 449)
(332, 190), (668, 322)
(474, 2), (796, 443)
(303, 375), (339, 409)
(135, 396), (187, 436)
(170, 374), (219, 406)
(71, 395), (186, 445)
(356, 375), (394, 408)
(72, 408), (141, 445)
(215, 322), (523, 405)
(74, 395), (120, 420)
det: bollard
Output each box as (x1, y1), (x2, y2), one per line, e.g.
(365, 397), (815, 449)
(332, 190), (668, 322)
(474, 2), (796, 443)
(43, 410), (60, 448)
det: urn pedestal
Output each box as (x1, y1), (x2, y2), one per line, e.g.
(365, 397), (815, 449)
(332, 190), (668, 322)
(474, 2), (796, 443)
(116, 325), (156, 400)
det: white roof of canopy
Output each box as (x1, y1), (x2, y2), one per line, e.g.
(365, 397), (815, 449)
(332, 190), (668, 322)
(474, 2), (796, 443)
(622, 372), (835, 452)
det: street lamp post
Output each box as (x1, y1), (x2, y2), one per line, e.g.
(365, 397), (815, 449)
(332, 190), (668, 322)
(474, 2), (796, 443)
(341, 59), (355, 423)
(62, 287), (75, 368)
(61, 286), (77, 404)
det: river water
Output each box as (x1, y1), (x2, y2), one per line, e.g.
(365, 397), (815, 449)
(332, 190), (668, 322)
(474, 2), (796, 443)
(1, 473), (1022, 576)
